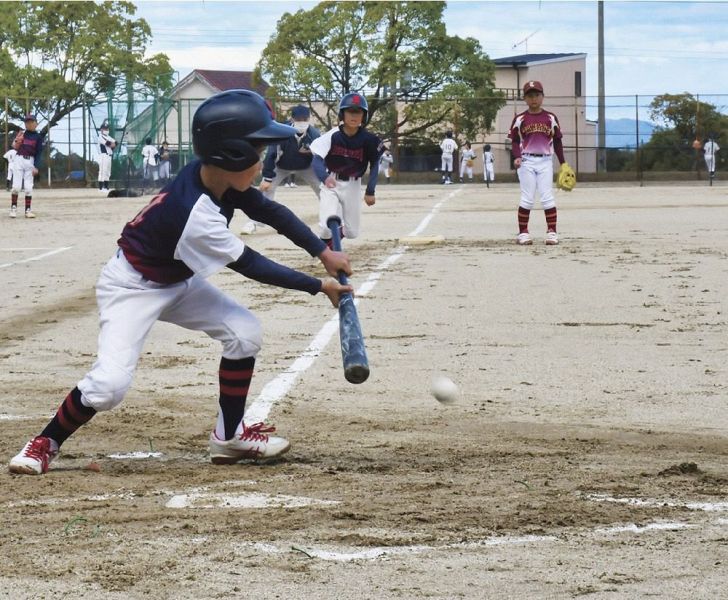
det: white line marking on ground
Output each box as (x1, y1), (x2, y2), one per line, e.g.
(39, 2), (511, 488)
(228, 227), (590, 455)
(586, 493), (728, 512)
(0, 246), (72, 269)
(244, 188), (462, 424)
(107, 451), (164, 460)
(166, 491), (340, 510)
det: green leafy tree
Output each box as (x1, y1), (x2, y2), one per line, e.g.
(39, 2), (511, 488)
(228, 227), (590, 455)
(0, 1), (172, 136)
(642, 93), (728, 171)
(255, 1), (504, 147)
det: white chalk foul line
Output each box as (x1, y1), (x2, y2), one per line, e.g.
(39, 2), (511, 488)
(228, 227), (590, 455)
(244, 188), (462, 425)
(0, 246), (72, 269)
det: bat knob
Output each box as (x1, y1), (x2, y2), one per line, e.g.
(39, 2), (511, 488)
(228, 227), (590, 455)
(345, 364), (370, 384)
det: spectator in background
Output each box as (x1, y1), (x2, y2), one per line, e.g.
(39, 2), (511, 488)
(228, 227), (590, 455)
(704, 136), (720, 178)
(4, 147), (16, 191)
(158, 141), (171, 182)
(97, 121), (116, 194)
(141, 137), (159, 187)
(379, 147), (394, 183)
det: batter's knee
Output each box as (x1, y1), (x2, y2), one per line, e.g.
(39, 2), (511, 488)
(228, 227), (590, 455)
(77, 362), (133, 411)
(519, 196), (535, 210)
(220, 312), (263, 359)
(541, 192), (556, 210)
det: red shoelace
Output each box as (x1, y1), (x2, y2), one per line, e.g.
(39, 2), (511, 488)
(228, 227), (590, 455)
(240, 422), (276, 442)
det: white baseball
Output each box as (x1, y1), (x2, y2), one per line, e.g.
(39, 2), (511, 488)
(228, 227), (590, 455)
(431, 375), (458, 404)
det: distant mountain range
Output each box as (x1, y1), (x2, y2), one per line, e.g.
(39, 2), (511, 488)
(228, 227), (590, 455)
(600, 118), (657, 149)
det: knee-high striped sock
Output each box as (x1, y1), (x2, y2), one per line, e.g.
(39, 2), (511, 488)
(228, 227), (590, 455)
(40, 387), (97, 447)
(518, 207), (531, 233)
(216, 356), (255, 440)
(24, 195), (31, 211)
(544, 207), (557, 232)
(11, 193), (18, 208)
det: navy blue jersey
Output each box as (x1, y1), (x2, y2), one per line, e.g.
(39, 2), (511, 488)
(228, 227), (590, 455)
(261, 125), (321, 179)
(15, 130), (44, 164)
(118, 160), (325, 284)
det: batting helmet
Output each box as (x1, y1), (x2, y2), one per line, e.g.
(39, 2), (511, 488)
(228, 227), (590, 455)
(338, 93), (368, 124)
(192, 89), (296, 171)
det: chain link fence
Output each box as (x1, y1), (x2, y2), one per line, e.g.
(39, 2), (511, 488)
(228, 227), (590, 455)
(2, 93), (726, 189)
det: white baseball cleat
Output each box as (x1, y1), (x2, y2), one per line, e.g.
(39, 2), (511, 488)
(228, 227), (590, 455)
(25, 209), (36, 218)
(545, 231), (559, 245)
(9, 436), (58, 475)
(9, 206), (17, 218)
(516, 232), (533, 245)
(209, 422), (290, 464)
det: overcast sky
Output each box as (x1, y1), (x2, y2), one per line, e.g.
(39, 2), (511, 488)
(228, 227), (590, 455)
(132, 0), (728, 99)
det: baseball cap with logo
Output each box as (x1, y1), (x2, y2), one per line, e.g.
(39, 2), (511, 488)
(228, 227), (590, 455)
(290, 105), (310, 120)
(523, 81), (544, 94)
(24, 113), (37, 122)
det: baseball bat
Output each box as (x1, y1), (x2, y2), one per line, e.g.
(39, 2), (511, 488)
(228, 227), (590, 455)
(327, 216), (370, 384)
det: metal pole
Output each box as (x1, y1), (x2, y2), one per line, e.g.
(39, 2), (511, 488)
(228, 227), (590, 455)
(598, 0), (606, 173)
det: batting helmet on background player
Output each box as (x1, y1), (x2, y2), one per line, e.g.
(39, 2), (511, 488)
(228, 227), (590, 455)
(338, 93), (369, 125)
(192, 89), (296, 171)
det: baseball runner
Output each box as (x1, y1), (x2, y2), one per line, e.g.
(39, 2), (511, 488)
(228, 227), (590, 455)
(459, 142), (477, 182)
(97, 121), (116, 193)
(310, 92), (383, 245)
(510, 81), (566, 246)
(8, 89), (353, 475)
(240, 104), (321, 235)
(483, 143), (495, 185)
(440, 130), (457, 184)
(704, 136), (720, 179)
(9, 114), (44, 218)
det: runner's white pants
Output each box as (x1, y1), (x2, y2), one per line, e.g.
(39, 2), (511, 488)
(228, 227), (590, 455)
(318, 178), (363, 239)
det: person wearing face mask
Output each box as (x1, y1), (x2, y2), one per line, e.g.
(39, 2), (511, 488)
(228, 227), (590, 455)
(240, 104), (321, 235)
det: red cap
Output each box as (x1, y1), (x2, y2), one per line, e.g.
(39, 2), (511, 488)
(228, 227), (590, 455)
(523, 80), (544, 94)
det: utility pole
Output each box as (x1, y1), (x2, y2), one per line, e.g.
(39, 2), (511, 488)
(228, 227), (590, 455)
(598, 0), (606, 173)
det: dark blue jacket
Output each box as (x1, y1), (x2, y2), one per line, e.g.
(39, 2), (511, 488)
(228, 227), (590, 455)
(261, 125), (321, 180)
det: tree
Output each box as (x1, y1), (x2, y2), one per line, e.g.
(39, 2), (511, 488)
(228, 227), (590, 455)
(254, 1), (504, 146)
(0, 1), (172, 137)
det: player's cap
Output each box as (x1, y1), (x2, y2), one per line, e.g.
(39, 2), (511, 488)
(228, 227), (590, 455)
(338, 93), (369, 124)
(23, 113), (37, 122)
(100, 121), (110, 130)
(291, 105), (310, 120)
(523, 81), (544, 94)
(193, 89), (296, 172)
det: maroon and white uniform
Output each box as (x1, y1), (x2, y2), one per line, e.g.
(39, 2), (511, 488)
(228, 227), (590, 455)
(510, 109), (565, 210)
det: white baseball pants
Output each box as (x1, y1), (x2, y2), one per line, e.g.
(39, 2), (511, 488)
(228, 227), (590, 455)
(441, 153), (454, 173)
(705, 154), (717, 172)
(517, 155), (556, 210)
(77, 250), (262, 412)
(318, 178), (363, 239)
(98, 154), (112, 182)
(11, 155), (35, 194)
(484, 162), (495, 182)
(459, 160), (473, 180)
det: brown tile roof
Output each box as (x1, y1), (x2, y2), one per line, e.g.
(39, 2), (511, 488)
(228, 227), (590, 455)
(194, 70), (269, 95)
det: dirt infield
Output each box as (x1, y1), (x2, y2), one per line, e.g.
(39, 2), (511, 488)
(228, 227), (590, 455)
(1, 181), (727, 599)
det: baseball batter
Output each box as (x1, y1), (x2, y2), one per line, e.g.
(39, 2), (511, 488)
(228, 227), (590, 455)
(510, 80), (566, 246)
(310, 92), (383, 244)
(440, 131), (457, 184)
(9, 114), (44, 218)
(97, 121), (116, 193)
(8, 89), (353, 475)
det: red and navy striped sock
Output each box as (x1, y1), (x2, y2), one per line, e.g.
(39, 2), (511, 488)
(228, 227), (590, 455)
(218, 356), (255, 440)
(11, 193), (17, 207)
(40, 387), (97, 447)
(518, 207), (531, 233)
(24, 196), (31, 211)
(545, 207), (557, 232)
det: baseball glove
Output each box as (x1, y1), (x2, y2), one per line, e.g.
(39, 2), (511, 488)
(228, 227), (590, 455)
(557, 162), (576, 191)
(466, 159), (474, 168)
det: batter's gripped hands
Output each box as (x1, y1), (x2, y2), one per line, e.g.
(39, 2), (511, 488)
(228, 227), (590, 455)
(318, 247), (352, 278)
(324, 174), (337, 189)
(258, 180), (271, 192)
(364, 194), (375, 206)
(321, 277), (353, 308)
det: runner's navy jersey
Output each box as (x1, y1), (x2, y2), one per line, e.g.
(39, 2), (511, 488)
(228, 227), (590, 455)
(310, 126), (384, 194)
(118, 160), (325, 284)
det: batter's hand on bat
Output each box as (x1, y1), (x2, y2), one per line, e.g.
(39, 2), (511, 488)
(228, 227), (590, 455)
(364, 194), (375, 206)
(324, 174), (337, 189)
(318, 247), (352, 278)
(321, 277), (353, 308)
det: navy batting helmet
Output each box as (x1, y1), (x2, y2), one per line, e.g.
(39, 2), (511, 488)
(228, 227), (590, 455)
(338, 93), (368, 124)
(192, 89), (296, 171)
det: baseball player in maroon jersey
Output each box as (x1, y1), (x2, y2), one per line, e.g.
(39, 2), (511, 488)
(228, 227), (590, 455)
(510, 81), (566, 245)
(9, 114), (44, 218)
(8, 90), (353, 475)
(310, 92), (383, 246)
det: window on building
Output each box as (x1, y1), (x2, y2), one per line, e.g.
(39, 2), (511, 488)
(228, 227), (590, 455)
(575, 71), (582, 97)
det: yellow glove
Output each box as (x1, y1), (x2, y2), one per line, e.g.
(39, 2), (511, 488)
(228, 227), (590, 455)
(557, 162), (576, 191)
